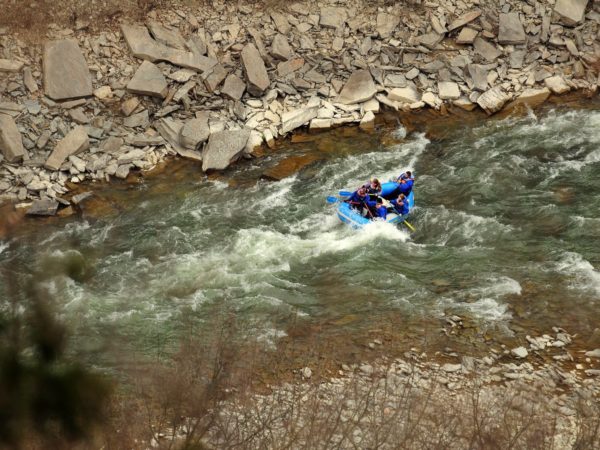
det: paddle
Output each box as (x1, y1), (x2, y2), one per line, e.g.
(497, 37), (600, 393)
(338, 190), (353, 197)
(403, 220), (416, 232)
(326, 196), (338, 204)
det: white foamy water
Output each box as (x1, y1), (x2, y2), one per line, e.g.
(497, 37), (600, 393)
(556, 252), (600, 297)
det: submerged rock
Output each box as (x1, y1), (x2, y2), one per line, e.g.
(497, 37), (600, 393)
(27, 199), (59, 216)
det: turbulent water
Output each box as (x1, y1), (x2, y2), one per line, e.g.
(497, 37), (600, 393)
(2, 106), (600, 362)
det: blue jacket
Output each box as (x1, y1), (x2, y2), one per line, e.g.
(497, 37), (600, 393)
(391, 198), (409, 215)
(398, 179), (414, 195)
(363, 182), (382, 196)
(347, 191), (367, 207)
(375, 205), (388, 219)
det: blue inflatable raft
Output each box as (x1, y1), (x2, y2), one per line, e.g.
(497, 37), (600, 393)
(336, 181), (415, 229)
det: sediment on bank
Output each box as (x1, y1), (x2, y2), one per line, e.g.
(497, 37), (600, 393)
(0, 0), (599, 216)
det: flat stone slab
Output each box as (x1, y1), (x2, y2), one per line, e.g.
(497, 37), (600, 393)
(388, 86), (421, 103)
(376, 13), (400, 38)
(438, 81), (460, 100)
(554, 0), (589, 25)
(27, 199), (59, 216)
(281, 106), (319, 134)
(221, 74), (246, 101)
(271, 34), (293, 60)
(121, 25), (217, 73)
(43, 40), (92, 101)
(505, 88), (551, 113)
(0, 114), (26, 163)
(544, 75), (571, 94)
(456, 27), (478, 44)
(202, 129), (250, 171)
(241, 43), (269, 96)
(45, 126), (89, 170)
(320, 7), (347, 29)
(278, 58), (304, 77)
(498, 12), (526, 44)
(180, 114), (210, 150)
(127, 61), (168, 98)
(473, 37), (501, 62)
(476, 87), (509, 115)
(0, 59), (24, 72)
(448, 10), (482, 32)
(337, 70), (377, 105)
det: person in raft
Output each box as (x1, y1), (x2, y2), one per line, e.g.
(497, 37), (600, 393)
(393, 172), (414, 196)
(363, 178), (382, 198)
(390, 193), (410, 216)
(374, 198), (388, 220)
(346, 186), (369, 214)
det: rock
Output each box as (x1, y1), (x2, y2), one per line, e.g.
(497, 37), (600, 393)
(376, 13), (400, 38)
(147, 21), (186, 49)
(473, 38), (501, 62)
(168, 69), (195, 83)
(27, 199), (59, 216)
(419, 33), (444, 50)
(388, 86), (420, 103)
(448, 10), (482, 32)
(337, 70), (377, 105)
(117, 149), (146, 164)
(456, 27), (478, 44)
(155, 118), (184, 152)
(476, 87), (508, 114)
(203, 64), (229, 92)
(359, 364), (374, 375)
(441, 363), (462, 373)
(221, 74), (246, 101)
(544, 75), (571, 94)
(126, 61), (168, 98)
(309, 118), (333, 130)
(121, 25), (218, 73)
(202, 129), (250, 171)
(71, 191), (93, 206)
(23, 68), (38, 93)
(0, 59), (24, 72)
(301, 367), (312, 379)
(270, 11), (291, 34)
(93, 86), (113, 100)
(45, 126), (90, 171)
(121, 97), (141, 117)
(115, 165), (130, 179)
(405, 68), (419, 80)
(511, 347), (528, 358)
(0, 114), (26, 163)
(43, 39), (93, 101)
(123, 110), (149, 129)
(241, 44), (269, 96)
(281, 105), (319, 134)
(505, 87), (551, 112)
(498, 13), (526, 45)
(438, 81), (460, 99)
(68, 108), (89, 124)
(422, 92), (442, 109)
(320, 7), (347, 29)
(554, 0), (589, 25)
(467, 64), (488, 91)
(359, 111), (375, 130)
(585, 349), (600, 358)
(278, 58), (305, 77)
(271, 34), (293, 60)
(245, 130), (263, 155)
(180, 114), (210, 150)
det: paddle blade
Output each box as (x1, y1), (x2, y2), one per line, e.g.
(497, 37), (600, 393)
(403, 220), (416, 232)
(326, 196), (339, 204)
(338, 190), (353, 197)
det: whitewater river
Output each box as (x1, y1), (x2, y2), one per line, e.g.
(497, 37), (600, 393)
(2, 105), (600, 364)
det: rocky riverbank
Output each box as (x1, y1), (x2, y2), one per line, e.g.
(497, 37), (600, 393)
(0, 0), (599, 216)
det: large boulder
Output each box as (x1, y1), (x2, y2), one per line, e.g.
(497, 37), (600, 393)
(498, 13), (526, 44)
(121, 25), (217, 72)
(126, 61), (168, 98)
(554, 0), (589, 25)
(241, 44), (270, 96)
(476, 87), (509, 115)
(43, 40), (92, 101)
(0, 114), (26, 163)
(45, 126), (89, 170)
(202, 129), (250, 171)
(337, 70), (377, 105)
(281, 106), (319, 134)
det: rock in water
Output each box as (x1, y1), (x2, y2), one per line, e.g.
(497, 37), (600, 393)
(476, 87), (508, 114)
(241, 44), (269, 96)
(126, 61), (168, 98)
(43, 40), (93, 100)
(45, 126), (90, 170)
(202, 129), (250, 171)
(554, 0), (589, 25)
(27, 199), (59, 216)
(498, 13), (526, 44)
(0, 114), (26, 162)
(337, 70), (377, 105)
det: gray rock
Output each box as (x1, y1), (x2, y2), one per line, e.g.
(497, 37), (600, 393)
(511, 347), (529, 358)
(43, 40), (92, 101)
(585, 349), (600, 358)
(202, 129), (251, 171)
(359, 111), (375, 130)
(0, 59), (23, 72)
(203, 64), (229, 93)
(126, 61), (168, 98)
(456, 27), (478, 44)
(155, 118), (185, 152)
(544, 75), (571, 94)
(0, 114), (26, 163)
(147, 21), (187, 49)
(270, 11), (291, 34)
(281, 106), (319, 134)
(376, 13), (400, 38)
(320, 7), (347, 29)
(509, 50), (526, 69)
(180, 114), (210, 150)
(121, 25), (217, 73)
(337, 70), (377, 105)
(117, 149), (146, 164)
(388, 86), (420, 103)
(441, 363), (462, 373)
(438, 81), (460, 99)
(241, 44), (269, 96)
(419, 33), (444, 49)
(384, 73), (408, 88)
(476, 87), (509, 114)
(554, 0), (589, 25)
(123, 110), (149, 129)
(71, 191), (93, 205)
(467, 64), (488, 91)
(498, 13), (526, 45)
(473, 37), (501, 62)
(23, 68), (38, 93)
(115, 165), (130, 179)
(68, 108), (89, 124)
(448, 10), (482, 32)
(277, 58), (304, 77)
(221, 74), (246, 101)
(271, 34), (293, 60)
(27, 199), (59, 216)
(45, 126), (89, 170)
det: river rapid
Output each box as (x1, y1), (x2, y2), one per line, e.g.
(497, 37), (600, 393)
(2, 104), (600, 367)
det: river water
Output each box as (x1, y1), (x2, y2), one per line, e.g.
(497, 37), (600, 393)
(2, 104), (600, 365)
